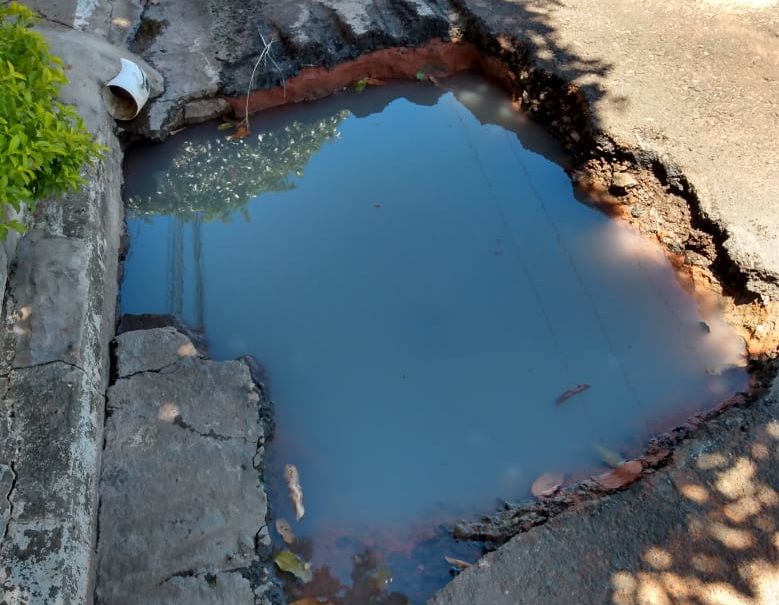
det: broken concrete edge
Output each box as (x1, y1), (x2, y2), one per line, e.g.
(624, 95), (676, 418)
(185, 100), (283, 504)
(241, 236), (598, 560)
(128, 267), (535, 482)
(99, 326), (283, 603)
(450, 359), (778, 547)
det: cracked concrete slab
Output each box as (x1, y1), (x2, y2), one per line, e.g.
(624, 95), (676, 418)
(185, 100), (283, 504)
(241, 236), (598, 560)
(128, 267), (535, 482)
(4, 234), (92, 372)
(96, 328), (273, 605)
(152, 572), (257, 604)
(0, 362), (104, 605)
(113, 326), (201, 378)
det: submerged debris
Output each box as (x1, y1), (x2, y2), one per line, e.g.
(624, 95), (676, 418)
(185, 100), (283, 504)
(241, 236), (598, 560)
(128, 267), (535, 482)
(275, 550), (313, 583)
(276, 518), (296, 545)
(531, 472), (565, 497)
(284, 463), (306, 520)
(555, 383), (591, 406)
(444, 556), (472, 571)
(593, 443), (624, 468)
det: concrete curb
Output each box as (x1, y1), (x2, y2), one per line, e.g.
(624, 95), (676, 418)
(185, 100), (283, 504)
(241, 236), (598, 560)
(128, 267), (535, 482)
(0, 25), (160, 605)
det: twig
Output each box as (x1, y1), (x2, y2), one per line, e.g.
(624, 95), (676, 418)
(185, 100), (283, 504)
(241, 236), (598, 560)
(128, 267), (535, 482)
(244, 31), (286, 132)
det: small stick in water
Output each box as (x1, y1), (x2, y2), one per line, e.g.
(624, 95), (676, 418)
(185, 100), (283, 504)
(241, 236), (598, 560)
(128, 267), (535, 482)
(445, 556), (472, 570)
(555, 383), (591, 406)
(284, 464), (305, 521)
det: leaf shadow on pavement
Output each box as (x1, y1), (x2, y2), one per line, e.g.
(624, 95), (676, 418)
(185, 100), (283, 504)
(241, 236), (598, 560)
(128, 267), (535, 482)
(608, 416), (779, 605)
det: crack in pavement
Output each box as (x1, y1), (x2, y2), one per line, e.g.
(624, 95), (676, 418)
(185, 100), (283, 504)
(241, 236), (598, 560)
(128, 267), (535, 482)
(1, 461), (18, 543)
(171, 415), (232, 442)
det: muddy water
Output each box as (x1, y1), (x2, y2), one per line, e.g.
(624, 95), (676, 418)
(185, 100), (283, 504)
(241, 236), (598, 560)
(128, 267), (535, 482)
(122, 73), (747, 603)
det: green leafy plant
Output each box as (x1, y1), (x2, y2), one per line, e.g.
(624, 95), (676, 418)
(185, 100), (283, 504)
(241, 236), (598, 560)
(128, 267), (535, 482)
(0, 2), (104, 239)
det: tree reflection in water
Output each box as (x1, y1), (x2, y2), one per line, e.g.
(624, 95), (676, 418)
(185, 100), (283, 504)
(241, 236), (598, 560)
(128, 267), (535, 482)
(127, 112), (349, 222)
(126, 112), (348, 333)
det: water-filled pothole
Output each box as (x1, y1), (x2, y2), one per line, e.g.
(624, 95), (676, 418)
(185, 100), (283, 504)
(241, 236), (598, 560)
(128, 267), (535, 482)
(121, 73), (747, 603)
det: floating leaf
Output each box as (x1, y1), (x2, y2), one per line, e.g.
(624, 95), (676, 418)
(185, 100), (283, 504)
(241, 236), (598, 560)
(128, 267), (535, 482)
(274, 550), (313, 582)
(217, 122), (235, 131)
(595, 460), (642, 490)
(228, 125), (251, 140)
(593, 443), (623, 468)
(275, 518), (296, 545)
(354, 78), (368, 93)
(531, 472), (564, 497)
(444, 556), (471, 570)
(284, 464), (305, 520)
(555, 383), (590, 406)
(415, 69), (426, 81)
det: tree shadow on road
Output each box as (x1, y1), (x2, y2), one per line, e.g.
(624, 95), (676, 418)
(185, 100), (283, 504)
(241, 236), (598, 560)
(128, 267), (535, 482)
(609, 413), (779, 604)
(452, 0), (620, 132)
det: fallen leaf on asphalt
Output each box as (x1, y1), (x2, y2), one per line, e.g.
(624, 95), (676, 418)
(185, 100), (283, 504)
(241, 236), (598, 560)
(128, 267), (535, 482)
(274, 550), (313, 583)
(444, 556), (472, 570)
(555, 383), (590, 405)
(284, 463), (305, 520)
(275, 518), (296, 545)
(531, 472), (564, 497)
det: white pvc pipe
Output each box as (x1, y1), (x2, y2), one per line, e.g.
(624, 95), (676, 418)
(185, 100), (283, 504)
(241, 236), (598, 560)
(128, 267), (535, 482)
(102, 58), (151, 121)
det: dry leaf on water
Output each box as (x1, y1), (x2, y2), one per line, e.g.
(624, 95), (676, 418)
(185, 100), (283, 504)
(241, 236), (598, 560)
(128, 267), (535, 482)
(275, 518), (296, 545)
(228, 125), (251, 140)
(284, 464), (305, 520)
(354, 76), (386, 92)
(444, 556), (472, 570)
(555, 383), (590, 406)
(274, 550), (313, 583)
(531, 472), (564, 497)
(595, 460), (642, 490)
